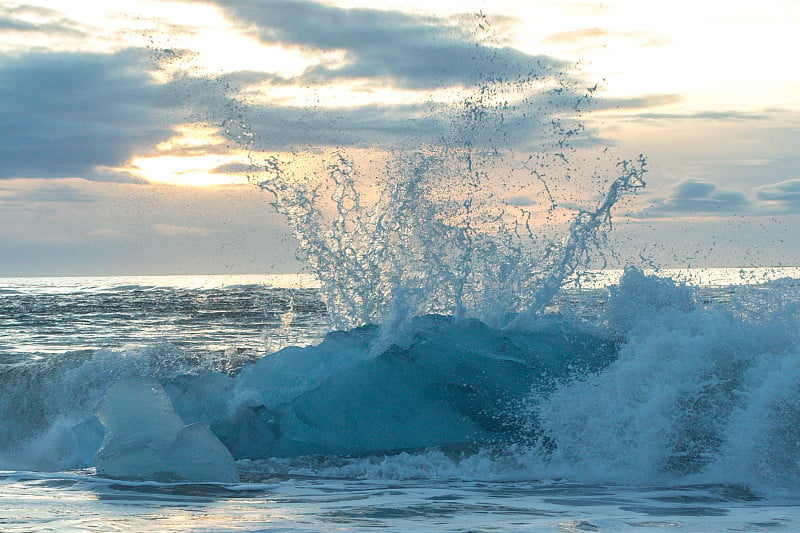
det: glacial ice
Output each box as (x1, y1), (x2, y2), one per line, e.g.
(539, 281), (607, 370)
(186, 315), (619, 459)
(94, 379), (238, 483)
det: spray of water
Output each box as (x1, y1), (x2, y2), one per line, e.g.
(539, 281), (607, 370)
(245, 71), (646, 332)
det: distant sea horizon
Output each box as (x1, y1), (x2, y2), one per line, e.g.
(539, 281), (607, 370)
(2, 265), (799, 289)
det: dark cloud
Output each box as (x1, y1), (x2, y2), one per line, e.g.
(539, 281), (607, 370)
(210, 0), (564, 89)
(211, 162), (255, 174)
(245, 102), (444, 149)
(645, 179), (751, 217)
(0, 49), (197, 180)
(242, 90), (583, 152)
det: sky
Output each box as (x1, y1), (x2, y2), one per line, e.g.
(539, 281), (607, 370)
(0, 0), (799, 276)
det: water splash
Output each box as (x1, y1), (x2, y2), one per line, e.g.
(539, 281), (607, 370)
(506, 156), (647, 330)
(248, 73), (645, 331)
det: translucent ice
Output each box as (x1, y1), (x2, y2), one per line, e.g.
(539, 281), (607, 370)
(215, 315), (618, 458)
(94, 379), (238, 483)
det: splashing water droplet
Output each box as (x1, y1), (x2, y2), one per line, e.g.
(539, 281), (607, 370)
(244, 72), (646, 333)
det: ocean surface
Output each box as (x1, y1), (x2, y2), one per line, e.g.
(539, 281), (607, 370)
(2, 269), (800, 532)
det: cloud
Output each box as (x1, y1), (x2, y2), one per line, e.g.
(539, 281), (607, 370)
(543, 27), (612, 44)
(503, 194), (536, 207)
(211, 0), (564, 89)
(644, 179), (751, 217)
(0, 4), (87, 37)
(542, 27), (668, 49)
(211, 162), (255, 174)
(151, 223), (213, 237)
(598, 94), (682, 111)
(756, 179), (800, 202)
(628, 110), (770, 121)
(85, 228), (129, 240)
(0, 15), (38, 31)
(242, 91), (583, 152)
(0, 49), (197, 181)
(206, 1), (679, 153)
(756, 179), (800, 212)
(245, 101), (444, 149)
(0, 1), (690, 182)
(0, 180), (98, 204)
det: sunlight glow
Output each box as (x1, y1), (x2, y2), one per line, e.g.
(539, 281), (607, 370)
(127, 123), (250, 187)
(144, 5), (318, 80)
(507, 0), (800, 111)
(130, 153), (248, 187)
(1, 0), (319, 79)
(154, 123), (226, 152)
(244, 80), (467, 108)
(326, 0), (800, 111)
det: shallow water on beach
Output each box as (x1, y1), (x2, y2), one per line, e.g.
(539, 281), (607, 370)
(2, 470), (799, 532)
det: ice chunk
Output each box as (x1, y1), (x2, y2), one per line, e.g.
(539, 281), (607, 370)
(227, 315), (617, 458)
(94, 379), (238, 483)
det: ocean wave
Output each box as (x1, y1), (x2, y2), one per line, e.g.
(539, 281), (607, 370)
(1, 268), (798, 491)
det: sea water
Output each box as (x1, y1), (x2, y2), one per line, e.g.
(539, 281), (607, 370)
(2, 270), (800, 532)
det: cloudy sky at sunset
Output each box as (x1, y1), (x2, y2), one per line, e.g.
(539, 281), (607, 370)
(1, 0), (798, 276)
